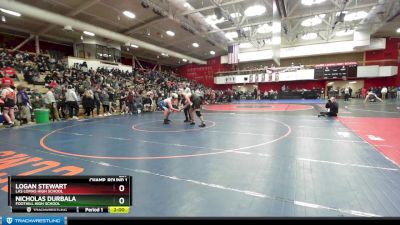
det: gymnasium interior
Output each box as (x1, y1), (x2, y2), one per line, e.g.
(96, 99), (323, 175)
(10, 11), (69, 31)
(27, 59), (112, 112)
(0, 0), (400, 220)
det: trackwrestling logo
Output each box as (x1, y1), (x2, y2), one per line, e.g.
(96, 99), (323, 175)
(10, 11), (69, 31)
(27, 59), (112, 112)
(2, 216), (65, 225)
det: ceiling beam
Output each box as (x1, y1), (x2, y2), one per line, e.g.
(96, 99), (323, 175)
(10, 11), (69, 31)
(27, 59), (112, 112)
(45, 0), (128, 30)
(285, 3), (376, 20)
(0, 24), (74, 44)
(287, 1), (299, 17)
(120, 17), (165, 35)
(181, 0), (246, 15)
(329, 0), (341, 9)
(37, 0), (100, 35)
(211, 2), (377, 33)
(98, 1), (165, 35)
(0, 0), (207, 64)
(38, 0), (101, 35)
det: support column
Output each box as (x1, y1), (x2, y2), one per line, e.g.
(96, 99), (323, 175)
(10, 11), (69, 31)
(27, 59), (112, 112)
(12, 34), (34, 51)
(73, 43), (77, 58)
(35, 35), (40, 55)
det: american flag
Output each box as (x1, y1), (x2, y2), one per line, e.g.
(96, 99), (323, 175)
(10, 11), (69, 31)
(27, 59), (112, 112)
(228, 44), (239, 64)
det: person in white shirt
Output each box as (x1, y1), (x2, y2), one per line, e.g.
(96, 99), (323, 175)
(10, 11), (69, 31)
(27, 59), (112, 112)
(381, 86), (388, 100)
(65, 85), (79, 119)
(344, 87), (350, 101)
(45, 87), (60, 121)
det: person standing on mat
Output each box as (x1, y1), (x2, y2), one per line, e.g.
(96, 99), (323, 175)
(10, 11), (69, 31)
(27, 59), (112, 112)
(180, 87), (192, 123)
(318, 97), (339, 117)
(182, 90), (206, 127)
(159, 93), (180, 124)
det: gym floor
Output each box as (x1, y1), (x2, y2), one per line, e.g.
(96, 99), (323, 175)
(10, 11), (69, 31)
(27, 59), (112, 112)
(1, 99), (400, 217)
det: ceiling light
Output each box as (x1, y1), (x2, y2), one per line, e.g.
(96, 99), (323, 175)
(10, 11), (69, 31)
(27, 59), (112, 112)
(349, 81), (357, 84)
(230, 12), (242, 18)
(0, 8), (21, 17)
(239, 42), (253, 48)
(83, 31), (95, 36)
(161, 53), (169, 57)
(182, 58), (188, 62)
(301, 15), (324, 27)
(123, 11), (136, 19)
(301, 33), (318, 40)
(130, 44), (139, 48)
(183, 2), (190, 8)
(244, 5), (266, 17)
(166, 30), (175, 36)
(301, 0), (326, 6)
(210, 51), (215, 55)
(335, 29), (354, 37)
(225, 31), (238, 39)
(192, 43), (199, 48)
(344, 11), (368, 21)
(397, 28), (400, 33)
(205, 15), (226, 25)
(256, 24), (272, 33)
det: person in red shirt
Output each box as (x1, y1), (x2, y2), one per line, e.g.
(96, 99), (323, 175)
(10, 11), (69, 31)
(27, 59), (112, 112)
(1, 74), (14, 88)
(49, 80), (58, 89)
(361, 87), (367, 99)
(3, 67), (16, 77)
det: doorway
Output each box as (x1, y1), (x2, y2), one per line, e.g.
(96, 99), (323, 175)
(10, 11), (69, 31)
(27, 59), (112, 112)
(325, 80), (364, 99)
(233, 84), (258, 100)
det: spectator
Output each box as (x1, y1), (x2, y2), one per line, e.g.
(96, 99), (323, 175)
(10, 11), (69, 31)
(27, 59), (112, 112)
(361, 87), (367, 99)
(143, 92), (153, 112)
(16, 85), (33, 124)
(344, 87), (350, 101)
(1, 73), (14, 88)
(44, 87), (60, 121)
(101, 88), (111, 116)
(134, 90), (143, 114)
(381, 86), (387, 100)
(94, 89), (102, 116)
(82, 89), (95, 118)
(65, 85), (79, 119)
(397, 85), (400, 100)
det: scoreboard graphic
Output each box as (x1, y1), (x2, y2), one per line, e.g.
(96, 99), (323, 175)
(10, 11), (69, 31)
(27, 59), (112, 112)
(314, 62), (357, 80)
(8, 176), (132, 214)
